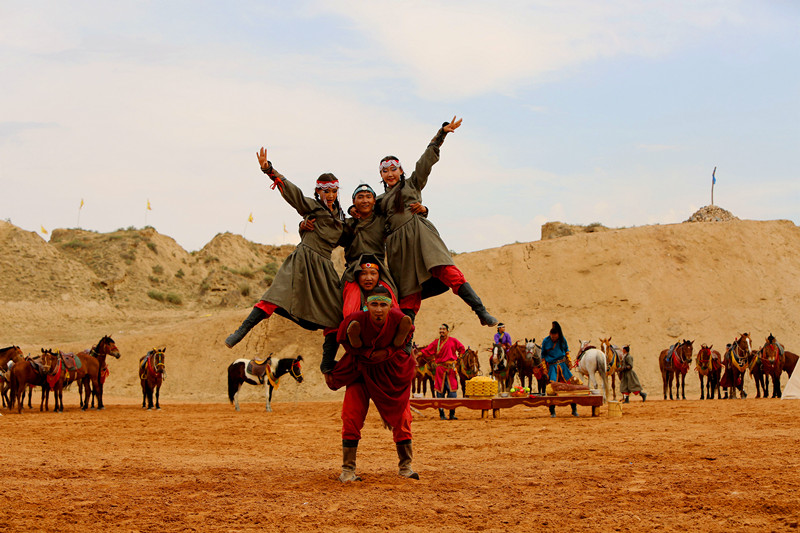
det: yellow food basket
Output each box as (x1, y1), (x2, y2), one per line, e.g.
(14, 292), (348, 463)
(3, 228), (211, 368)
(465, 376), (498, 397)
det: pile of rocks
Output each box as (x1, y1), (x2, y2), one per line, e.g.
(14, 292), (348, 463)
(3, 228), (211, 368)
(684, 205), (738, 223)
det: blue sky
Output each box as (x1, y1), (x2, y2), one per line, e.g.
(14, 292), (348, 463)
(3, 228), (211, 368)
(1, 1), (798, 252)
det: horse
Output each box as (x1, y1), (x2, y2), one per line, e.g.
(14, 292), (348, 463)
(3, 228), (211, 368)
(720, 334), (750, 399)
(75, 335), (122, 410)
(573, 340), (608, 400)
(39, 348), (87, 413)
(507, 339), (547, 395)
(599, 337), (621, 400)
(227, 355), (304, 411)
(784, 350), (799, 379)
(412, 345), (435, 398)
(489, 343), (509, 394)
(695, 344), (722, 399)
(759, 334), (785, 398)
(658, 339), (694, 400)
(140, 347), (166, 409)
(9, 355), (49, 414)
(0, 345), (24, 408)
(456, 347), (481, 398)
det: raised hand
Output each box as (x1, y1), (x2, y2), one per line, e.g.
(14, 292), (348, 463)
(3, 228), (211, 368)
(443, 116), (462, 133)
(256, 147), (269, 169)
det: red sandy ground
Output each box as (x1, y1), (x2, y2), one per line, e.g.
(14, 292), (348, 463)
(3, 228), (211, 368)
(2, 396), (799, 532)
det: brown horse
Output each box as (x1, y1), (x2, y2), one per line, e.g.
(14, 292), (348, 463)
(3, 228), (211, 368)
(412, 345), (435, 398)
(784, 351), (799, 378)
(140, 347), (166, 409)
(489, 343), (509, 394)
(759, 335), (785, 398)
(507, 339), (547, 395)
(600, 337), (621, 400)
(9, 356), (49, 414)
(456, 347), (480, 398)
(39, 348), (87, 413)
(1, 345), (24, 408)
(658, 339), (694, 400)
(720, 333), (751, 399)
(695, 344), (722, 400)
(76, 335), (121, 410)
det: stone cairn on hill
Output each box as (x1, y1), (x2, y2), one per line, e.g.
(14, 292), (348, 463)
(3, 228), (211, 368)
(684, 205), (738, 223)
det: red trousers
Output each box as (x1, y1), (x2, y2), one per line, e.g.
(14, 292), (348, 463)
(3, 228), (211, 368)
(398, 265), (466, 314)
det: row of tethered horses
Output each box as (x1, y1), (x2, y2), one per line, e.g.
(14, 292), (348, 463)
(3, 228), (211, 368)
(0, 336), (167, 413)
(411, 333), (799, 401)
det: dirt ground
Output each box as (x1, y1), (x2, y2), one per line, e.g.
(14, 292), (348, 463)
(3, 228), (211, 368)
(2, 395), (799, 532)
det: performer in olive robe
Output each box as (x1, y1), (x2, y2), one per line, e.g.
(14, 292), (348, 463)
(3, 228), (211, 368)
(376, 117), (498, 326)
(224, 147), (344, 348)
(618, 345), (647, 402)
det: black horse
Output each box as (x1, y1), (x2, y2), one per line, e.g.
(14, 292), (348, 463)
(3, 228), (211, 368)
(227, 355), (304, 411)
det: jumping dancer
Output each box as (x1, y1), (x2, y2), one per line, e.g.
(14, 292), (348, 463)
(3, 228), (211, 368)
(377, 117), (498, 326)
(224, 147), (344, 348)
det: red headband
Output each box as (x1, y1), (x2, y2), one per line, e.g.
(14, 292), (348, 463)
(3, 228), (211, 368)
(360, 262), (379, 270)
(316, 180), (339, 190)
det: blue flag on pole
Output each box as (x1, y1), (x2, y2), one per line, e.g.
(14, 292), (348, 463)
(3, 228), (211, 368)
(712, 167), (716, 185)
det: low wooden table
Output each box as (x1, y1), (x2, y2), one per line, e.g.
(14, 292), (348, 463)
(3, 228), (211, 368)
(410, 394), (604, 418)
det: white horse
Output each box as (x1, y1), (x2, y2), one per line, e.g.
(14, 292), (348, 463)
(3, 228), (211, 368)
(574, 340), (609, 401)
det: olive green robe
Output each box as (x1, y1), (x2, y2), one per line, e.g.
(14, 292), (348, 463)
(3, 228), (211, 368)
(618, 353), (643, 393)
(259, 166), (344, 330)
(377, 142), (455, 299)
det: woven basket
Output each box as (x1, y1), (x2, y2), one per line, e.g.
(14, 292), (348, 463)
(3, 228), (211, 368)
(465, 377), (498, 397)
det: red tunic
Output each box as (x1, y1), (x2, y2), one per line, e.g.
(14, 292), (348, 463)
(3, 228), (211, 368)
(420, 336), (464, 393)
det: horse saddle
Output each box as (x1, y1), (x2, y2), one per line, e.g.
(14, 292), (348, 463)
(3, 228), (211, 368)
(61, 352), (81, 372)
(666, 343), (678, 365)
(247, 359), (270, 384)
(576, 345), (595, 363)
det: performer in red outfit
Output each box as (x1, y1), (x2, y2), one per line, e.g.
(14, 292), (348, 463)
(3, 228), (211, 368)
(325, 286), (417, 482)
(419, 323), (465, 420)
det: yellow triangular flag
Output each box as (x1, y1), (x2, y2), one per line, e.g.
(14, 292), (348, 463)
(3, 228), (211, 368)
(79, 198), (84, 209)
(283, 223), (288, 234)
(146, 199), (152, 211)
(248, 212), (254, 223)
(40, 226), (48, 234)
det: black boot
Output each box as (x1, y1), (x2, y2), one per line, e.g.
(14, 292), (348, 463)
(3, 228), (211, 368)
(438, 408), (446, 420)
(641, 392), (647, 402)
(548, 405), (556, 418)
(225, 307), (267, 348)
(623, 395), (630, 403)
(401, 308), (416, 324)
(457, 283), (498, 327)
(571, 404), (579, 417)
(396, 440), (419, 479)
(320, 332), (338, 374)
(339, 440), (362, 483)
(448, 410), (457, 420)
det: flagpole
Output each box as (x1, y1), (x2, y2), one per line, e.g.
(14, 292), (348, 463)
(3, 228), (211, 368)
(711, 166), (716, 206)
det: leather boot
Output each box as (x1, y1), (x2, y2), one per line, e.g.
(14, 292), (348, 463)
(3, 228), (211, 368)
(571, 404), (579, 417)
(225, 307), (267, 348)
(339, 440), (361, 483)
(456, 283), (498, 327)
(641, 392), (647, 402)
(623, 395), (630, 403)
(346, 320), (362, 348)
(320, 332), (338, 374)
(548, 405), (556, 418)
(401, 308), (416, 324)
(438, 409), (446, 420)
(396, 440), (419, 479)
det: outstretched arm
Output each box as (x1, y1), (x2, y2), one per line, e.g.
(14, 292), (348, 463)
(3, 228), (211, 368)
(257, 146), (317, 215)
(408, 117), (462, 191)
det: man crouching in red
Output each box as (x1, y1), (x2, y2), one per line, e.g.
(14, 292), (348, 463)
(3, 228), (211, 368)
(324, 285), (416, 482)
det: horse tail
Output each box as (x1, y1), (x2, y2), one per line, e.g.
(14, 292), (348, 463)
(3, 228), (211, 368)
(227, 362), (241, 404)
